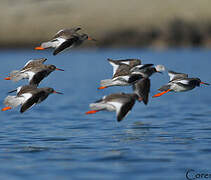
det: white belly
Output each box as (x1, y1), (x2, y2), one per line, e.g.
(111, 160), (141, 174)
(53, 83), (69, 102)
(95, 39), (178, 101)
(171, 83), (193, 92)
(89, 102), (116, 112)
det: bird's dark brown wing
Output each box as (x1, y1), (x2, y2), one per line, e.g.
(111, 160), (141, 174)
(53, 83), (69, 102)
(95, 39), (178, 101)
(117, 99), (135, 122)
(129, 59), (141, 67)
(53, 28), (81, 39)
(29, 69), (50, 86)
(108, 58), (141, 67)
(17, 85), (37, 96)
(53, 37), (78, 55)
(20, 91), (45, 113)
(168, 71), (188, 81)
(139, 64), (153, 70)
(113, 65), (131, 78)
(21, 58), (47, 71)
(128, 74), (143, 84)
(133, 78), (150, 105)
(53, 29), (71, 39)
(158, 84), (171, 91)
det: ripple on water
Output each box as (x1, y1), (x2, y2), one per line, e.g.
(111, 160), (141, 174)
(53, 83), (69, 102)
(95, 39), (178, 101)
(10, 146), (51, 153)
(199, 148), (211, 153)
(94, 153), (172, 163)
(41, 137), (69, 142)
(130, 122), (162, 130)
(1, 49), (211, 180)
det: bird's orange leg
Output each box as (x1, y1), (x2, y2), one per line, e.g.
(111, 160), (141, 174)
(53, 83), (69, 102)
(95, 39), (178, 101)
(152, 89), (171, 98)
(4, 77), (11, 80)
(34, 46), (45, 50)
(85, 110), (99, 114)
(1, 106), (12, 111)
(98, 86), (107, 90)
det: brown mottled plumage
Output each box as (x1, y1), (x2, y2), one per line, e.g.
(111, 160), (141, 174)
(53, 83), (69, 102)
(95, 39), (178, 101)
(5, 58), (64, 86)
(2, 85), (63, 113)
(86, 93), (138, 122)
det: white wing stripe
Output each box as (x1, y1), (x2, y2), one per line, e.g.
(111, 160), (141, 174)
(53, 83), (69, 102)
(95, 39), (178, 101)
(121, 61), (130, 65)
(168, 72), (176, 81)
(177, 80), (189, 85)
(23, 60), (33, 68)
(108, 61), (120, 76)
(108, 102), (123, 115)
(21, 93), (33, 104)
(26, 71), (35, 82)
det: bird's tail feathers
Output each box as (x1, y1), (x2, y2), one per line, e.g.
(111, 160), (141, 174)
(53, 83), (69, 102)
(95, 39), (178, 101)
(89, 103), (106, 111)
(10, 71), (27, 82)
(158, 84), (171, 91)
(100, 79), (115, 87)
(10, 70), (19, 77)
(4, 95), (25, 107)
(41, 41), (58, 48)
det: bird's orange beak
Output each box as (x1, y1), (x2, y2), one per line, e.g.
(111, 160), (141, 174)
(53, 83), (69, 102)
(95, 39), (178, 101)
(53, 91), (63, 94)
(55, 68), (64, 71)
(200, 82), (210, 85)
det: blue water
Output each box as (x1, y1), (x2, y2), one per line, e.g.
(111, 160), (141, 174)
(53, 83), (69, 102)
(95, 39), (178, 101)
(1, 48), (211, 180)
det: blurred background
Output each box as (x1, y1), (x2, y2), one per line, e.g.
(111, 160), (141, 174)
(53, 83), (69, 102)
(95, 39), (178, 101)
(2, 0), (211, 49)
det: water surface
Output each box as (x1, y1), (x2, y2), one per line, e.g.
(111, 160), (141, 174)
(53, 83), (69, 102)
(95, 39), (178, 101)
(0, 48), (211, 180)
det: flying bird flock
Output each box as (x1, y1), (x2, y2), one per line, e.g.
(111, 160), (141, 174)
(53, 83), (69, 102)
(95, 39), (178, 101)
(2, 27), (210, 122)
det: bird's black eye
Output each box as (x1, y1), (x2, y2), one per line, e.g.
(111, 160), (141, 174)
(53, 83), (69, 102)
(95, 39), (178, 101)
(49, 88), (54, 93)
(50, 65), (56, 70)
